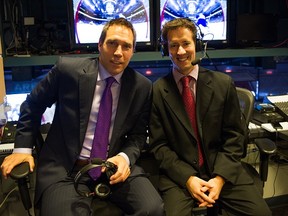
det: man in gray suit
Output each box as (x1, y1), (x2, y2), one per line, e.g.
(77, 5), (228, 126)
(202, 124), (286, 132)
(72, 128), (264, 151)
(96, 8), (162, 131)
(1, 18), (164, 216)
(149, 18), (271, 216)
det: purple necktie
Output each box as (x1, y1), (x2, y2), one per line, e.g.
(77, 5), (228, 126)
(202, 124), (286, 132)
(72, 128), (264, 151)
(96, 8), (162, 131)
(89, 77), (115, 180)
(181, 76), (204, 167)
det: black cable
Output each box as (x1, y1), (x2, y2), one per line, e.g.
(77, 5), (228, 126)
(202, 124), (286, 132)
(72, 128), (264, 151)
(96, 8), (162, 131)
(271, 129), (280, 198)
(0, 184), (32, 216)
(205, 52), (219, 71)
(253, 148), (260, 168)
(271, 161), (279, 198)
(0, 186), (18, 209)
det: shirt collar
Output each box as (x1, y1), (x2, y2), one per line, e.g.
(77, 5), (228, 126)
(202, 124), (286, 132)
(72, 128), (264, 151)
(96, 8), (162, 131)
(173, 64), (199, 85)
(98, 62), (122, 84)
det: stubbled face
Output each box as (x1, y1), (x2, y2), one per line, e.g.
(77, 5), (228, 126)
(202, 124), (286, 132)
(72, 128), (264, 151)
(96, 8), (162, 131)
(98, 25), (134, 76)
(167, 27), (197, 75)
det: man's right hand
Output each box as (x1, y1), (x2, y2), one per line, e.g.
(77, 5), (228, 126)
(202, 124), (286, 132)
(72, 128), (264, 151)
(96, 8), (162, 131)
(1, 153), (35, 179)
(186, 176), (216, 207)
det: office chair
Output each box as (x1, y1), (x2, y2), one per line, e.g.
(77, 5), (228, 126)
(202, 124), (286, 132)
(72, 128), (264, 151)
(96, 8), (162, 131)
(236, 87), (277, 191)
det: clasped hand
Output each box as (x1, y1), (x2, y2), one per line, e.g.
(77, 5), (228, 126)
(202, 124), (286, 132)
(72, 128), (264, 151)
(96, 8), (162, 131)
(186, 175), (225, 207)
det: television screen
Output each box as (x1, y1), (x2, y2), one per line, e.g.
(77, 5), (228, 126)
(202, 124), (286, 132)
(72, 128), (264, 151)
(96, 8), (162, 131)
(5, 93), (55, 124)
(160, 0), (228, 44)
(69, 0), (154, 51)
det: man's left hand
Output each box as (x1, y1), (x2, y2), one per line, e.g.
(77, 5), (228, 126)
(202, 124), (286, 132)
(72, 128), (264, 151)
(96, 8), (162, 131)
(106, 155), (130, 184)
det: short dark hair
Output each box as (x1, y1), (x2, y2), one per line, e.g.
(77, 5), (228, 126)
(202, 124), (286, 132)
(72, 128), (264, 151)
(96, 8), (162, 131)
(99, 18), (137, 50)
(161, 18), (197, 45)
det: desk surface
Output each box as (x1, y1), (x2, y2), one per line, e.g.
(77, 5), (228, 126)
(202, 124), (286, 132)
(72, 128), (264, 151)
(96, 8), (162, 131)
(249, 122), (273, 139)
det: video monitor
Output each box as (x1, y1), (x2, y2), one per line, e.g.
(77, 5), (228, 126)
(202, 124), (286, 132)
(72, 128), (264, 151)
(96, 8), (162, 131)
(5, 93), (55, 124)
(68, 0), (154, 51)
(160, 0), (228, 47)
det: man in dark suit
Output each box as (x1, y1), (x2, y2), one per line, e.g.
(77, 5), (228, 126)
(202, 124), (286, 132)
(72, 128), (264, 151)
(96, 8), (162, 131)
(149, 18), (271, 216)
(1, 18), (164, 216)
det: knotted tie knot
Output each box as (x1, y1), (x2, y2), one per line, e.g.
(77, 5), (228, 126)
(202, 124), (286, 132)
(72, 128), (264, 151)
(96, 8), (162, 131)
(181, 76), (192, 88)
(105, 76), (116, 90)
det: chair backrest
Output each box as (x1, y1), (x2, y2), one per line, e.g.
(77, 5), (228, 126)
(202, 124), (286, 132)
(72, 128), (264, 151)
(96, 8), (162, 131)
(236, 87), (255, 158)
(236, 87), (255, 124)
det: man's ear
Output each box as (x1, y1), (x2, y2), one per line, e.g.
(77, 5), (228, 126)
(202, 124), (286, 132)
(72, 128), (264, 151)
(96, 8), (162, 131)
(98, 42), (103, 51)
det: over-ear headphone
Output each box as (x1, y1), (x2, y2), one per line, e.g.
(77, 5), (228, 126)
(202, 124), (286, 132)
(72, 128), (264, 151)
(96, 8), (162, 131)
(74, 158), (117, 198)
(159, 18), (204, 57)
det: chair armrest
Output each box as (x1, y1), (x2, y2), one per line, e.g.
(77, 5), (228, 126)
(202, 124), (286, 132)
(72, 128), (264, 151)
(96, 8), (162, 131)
(254, 138), (277, 155)
(9, 162), (30, 180)
(254, 138), (277, 182)
(9, 162), (32, 211)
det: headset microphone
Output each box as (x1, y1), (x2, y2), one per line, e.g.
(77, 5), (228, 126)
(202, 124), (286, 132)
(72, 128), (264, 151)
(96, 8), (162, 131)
(191, 40), (208, 66)
(191, 58), (201, 66)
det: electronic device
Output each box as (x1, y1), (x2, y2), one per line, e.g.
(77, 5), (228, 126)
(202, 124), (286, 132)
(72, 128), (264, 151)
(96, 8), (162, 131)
(0, 121), (17, 144)
(267, 94), (288, 120)
(159, 0), (229, 49)
(253, 110), (284, 124)
(261, 122), (288, 133)
(158, 18), (205, 58)
(0, 121), (17, 155)
(271, 121), (283, 130)
(158, 17), (208, 66)
(255, 103), (276, 113)
(0, 143), (14, 155)
(5, 93), (56, 124)
(0, 93), (55, 154)
(74, 158), (117, 198)
(236, 14), (277, 46)
(67, 0), (155, 51)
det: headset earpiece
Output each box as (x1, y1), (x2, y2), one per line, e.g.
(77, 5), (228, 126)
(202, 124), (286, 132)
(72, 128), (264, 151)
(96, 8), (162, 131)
(196, 39), (203, 52)
(161, 43), (169, 57)
(158, 36), (168, 57)
(74, 159), (117, 198)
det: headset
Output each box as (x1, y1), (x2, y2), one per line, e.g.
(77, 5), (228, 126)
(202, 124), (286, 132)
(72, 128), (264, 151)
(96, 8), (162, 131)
(159, 18), (206, 65)
(74, 158), (117, 198)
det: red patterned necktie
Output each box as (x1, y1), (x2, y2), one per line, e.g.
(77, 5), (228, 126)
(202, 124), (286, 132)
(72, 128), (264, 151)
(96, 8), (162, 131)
(89, 77), (115, 180)
(181, 76), (204, 167)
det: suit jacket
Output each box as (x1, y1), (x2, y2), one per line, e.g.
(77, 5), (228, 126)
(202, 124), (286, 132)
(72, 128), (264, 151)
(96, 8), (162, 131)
(149, 67), (253, 191)
(14, 56), (152, 203)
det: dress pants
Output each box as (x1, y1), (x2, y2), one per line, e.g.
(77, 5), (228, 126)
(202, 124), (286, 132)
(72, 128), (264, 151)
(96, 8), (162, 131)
(161, 177), (271, 216)
(38, 166), (164, 216)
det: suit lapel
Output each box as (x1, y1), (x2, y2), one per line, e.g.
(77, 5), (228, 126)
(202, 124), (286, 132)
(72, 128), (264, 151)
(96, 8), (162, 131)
(110, 69), (134, 143)
(163, 73), (194, 135)
(79, 59), (98, 145)
(196, 68), (213, 139)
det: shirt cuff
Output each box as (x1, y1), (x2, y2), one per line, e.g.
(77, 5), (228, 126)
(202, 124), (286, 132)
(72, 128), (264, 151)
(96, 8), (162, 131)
(117, 152), (130, 166)
(13, 148), (33, 154)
